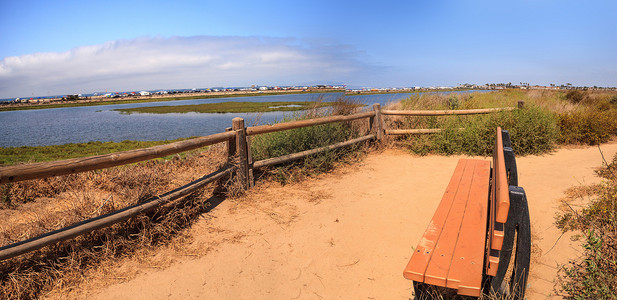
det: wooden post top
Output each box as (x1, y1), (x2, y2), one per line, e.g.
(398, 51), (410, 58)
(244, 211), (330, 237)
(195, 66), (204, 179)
(232, 117), (245, 130)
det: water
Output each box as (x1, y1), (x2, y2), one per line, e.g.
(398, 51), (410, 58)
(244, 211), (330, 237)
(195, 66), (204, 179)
(0, 91), (486, 147)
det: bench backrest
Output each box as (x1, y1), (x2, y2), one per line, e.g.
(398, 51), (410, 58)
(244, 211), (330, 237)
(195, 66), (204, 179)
(485, 127), (514, 276)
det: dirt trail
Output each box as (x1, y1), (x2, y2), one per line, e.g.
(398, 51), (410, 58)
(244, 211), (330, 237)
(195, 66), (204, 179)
(77, 142), (617, 299)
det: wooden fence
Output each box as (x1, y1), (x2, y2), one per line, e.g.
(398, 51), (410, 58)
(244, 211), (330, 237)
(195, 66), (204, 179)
(0, 102), (520, 261)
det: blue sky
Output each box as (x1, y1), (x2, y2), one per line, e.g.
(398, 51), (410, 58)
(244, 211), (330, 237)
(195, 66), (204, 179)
(1, 0), (616, 98)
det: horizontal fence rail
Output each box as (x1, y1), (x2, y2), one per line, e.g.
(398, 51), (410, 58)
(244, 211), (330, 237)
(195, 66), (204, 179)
(253, 134), (376, 169)
(0, 167), (232, 261)
(386, 128), (443, 135)
(0, 131), (236, 184)
(246, 111), (375, 136)
(381, 107), (515, 116)
(385, 128), (466, 135)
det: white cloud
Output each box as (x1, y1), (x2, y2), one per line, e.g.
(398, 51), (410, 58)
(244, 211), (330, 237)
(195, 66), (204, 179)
(0, 36), (373, 98)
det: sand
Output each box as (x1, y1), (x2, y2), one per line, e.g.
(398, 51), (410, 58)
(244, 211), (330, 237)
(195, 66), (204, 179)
(75, 142), (617, 299)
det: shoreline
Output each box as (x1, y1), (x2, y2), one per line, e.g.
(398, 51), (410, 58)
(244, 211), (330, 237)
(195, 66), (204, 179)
(0, 88), (482, 112)
(0, 89), (344, 112)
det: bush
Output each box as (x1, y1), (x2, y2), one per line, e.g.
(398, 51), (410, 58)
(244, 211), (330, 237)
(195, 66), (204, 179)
(251, 122), (354, 161)
(565, 90), (588, 104)
(250, 97), (366, 183)
(423, 106), (558, 156)
(558, 109), (617, 145)
(447, 95), (461, 110)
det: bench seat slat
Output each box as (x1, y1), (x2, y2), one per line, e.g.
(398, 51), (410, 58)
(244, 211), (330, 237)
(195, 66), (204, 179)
(424, 160), (479, 287)
(446, 160), (490, 296)
(404, 159), (490, 297)
(403, 159), (469, 282)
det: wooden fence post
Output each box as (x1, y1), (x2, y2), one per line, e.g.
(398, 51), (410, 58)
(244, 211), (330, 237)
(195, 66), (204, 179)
(517, 100), (525, 109)
(373, 103), (383, 140)
(232, 118), (249, 189)
(246, 135), (255, 188)
(225, 127), (235, 160)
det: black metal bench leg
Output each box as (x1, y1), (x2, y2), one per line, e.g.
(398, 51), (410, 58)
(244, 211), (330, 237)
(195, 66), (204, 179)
(489, 186), (531, 299)
(511, 186), (531, 299)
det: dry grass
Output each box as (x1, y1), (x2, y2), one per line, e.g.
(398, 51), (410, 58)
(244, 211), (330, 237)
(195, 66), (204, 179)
(0, 144), (231, 299)
(555, 152), (617, 298)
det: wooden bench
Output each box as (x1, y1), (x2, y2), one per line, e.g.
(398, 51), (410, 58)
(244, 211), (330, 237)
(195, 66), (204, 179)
(403, 127), (531, 299)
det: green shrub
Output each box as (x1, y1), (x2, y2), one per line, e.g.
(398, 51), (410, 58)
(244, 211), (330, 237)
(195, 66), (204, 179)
(396, 90), (617, 156)
(251, 122), (354, 161)
(558, 109), (617, 145)
(447, 95), (461, 110)
(427, 106), (558, 156)
(250, 97), (366, 183)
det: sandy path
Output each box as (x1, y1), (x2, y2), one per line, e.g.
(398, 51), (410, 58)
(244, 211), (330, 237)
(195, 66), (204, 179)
(84, 142), (617, 299)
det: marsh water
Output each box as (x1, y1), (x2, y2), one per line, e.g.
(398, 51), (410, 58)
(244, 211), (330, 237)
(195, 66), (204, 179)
(0, 91), (485, 147)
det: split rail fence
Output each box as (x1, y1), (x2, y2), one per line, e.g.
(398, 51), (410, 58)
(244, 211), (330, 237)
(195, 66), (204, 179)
(0, 101), (522, 261)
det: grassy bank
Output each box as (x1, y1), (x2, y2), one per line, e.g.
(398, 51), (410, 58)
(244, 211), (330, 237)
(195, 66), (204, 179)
(389, 89), (617, 156)
(0, 138), (196, 165)
(113, 101), (343, 114)
(0, 90), (342, 112)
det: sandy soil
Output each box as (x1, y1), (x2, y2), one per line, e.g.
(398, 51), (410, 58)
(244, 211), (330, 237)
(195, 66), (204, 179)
(69, 142), (617, 299)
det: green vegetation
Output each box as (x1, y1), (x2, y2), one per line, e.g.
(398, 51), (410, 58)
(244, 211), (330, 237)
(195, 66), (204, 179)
(556, 153), (617, 299)
(112, 101), (343, 114)
(0, 138), (195, 165)
(250, 97), (367, 183)
(429, 107), (558, 156)
(392, 89), (617, 156)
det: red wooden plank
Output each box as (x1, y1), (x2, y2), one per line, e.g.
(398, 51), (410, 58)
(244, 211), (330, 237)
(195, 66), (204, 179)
(403, 160), (469, 282)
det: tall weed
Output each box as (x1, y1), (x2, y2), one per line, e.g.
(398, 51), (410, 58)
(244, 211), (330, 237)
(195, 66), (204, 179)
(556, 153), (617, 298)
